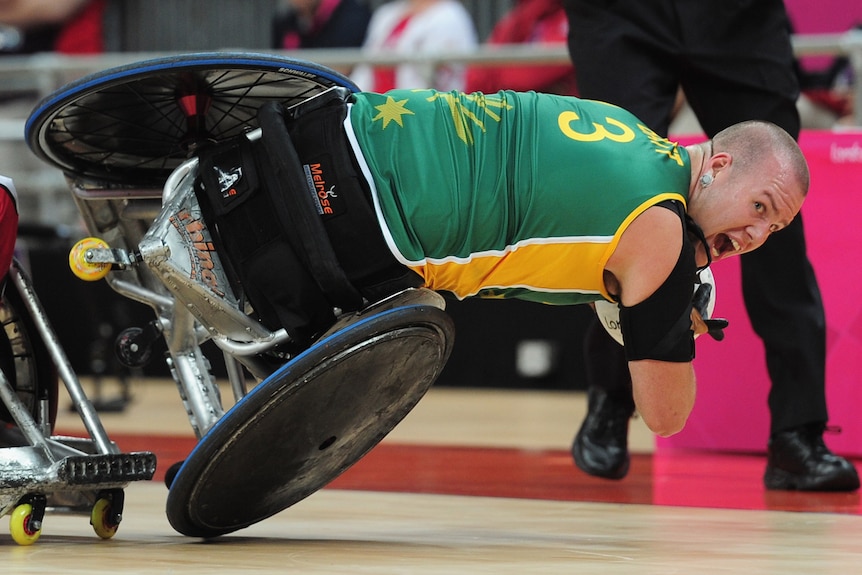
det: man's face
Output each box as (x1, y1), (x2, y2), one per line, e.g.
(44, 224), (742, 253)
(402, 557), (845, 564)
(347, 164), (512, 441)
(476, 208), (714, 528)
(689, 158), (805, 262)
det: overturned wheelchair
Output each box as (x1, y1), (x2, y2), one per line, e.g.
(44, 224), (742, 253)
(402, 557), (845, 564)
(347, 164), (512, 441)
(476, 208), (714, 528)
(25, 53), (455, 538)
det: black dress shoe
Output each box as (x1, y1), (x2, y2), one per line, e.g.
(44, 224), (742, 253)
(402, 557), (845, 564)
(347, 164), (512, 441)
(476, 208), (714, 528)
(764, 423), (860, 491)
(571, 386), (635, 480)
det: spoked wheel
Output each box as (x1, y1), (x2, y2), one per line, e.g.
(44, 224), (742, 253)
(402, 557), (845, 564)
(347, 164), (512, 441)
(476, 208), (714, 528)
(0, 273), (59, 432)
(25, 52), (359, 186)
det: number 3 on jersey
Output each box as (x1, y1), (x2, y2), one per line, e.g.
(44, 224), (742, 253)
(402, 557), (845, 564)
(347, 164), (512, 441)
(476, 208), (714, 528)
(557, 110), (635, 143)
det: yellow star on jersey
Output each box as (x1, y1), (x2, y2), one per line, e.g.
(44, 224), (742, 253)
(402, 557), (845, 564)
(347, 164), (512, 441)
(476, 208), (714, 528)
(372, 96), (415, 128)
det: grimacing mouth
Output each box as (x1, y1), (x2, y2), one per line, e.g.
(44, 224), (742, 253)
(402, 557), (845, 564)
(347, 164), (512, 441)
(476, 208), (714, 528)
(711, 233), (741, 259)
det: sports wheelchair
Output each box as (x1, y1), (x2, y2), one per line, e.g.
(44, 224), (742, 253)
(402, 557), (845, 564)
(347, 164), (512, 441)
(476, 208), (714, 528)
(24, 53), (455, 538)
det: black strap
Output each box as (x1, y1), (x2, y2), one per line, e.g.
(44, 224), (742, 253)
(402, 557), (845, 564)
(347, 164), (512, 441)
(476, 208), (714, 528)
(257, 101), (364, 311)
(283, 88), (423, 303)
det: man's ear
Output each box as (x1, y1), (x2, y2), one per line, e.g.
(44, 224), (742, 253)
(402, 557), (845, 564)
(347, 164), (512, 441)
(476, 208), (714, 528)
(709, 151), (731, 176)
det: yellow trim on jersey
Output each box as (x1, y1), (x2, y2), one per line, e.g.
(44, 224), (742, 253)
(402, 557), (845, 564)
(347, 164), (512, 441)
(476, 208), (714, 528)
(409, 191), (688, 301)
(410, 239), (612, 299)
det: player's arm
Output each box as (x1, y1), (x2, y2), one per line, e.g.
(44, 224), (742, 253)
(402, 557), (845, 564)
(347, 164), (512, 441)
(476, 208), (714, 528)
(605, 205), (696, 437)
(0, 175), (18, 279)
(628, 360), (695, 437)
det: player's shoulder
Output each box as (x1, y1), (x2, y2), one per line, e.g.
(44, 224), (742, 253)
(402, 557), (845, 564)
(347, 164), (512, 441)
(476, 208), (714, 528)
(607, 205), (683, 307)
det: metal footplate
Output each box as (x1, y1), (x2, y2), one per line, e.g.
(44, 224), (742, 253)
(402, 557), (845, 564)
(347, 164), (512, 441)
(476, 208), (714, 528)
(58, 452), (157, 484)
(1, 442), (156, 515)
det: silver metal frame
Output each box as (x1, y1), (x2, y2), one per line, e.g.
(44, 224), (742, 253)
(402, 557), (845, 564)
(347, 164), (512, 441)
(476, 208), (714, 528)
(0, 259), (155, 523)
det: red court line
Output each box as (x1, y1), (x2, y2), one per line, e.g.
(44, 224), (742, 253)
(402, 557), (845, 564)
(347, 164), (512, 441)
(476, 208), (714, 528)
(96, 433), (862, 515)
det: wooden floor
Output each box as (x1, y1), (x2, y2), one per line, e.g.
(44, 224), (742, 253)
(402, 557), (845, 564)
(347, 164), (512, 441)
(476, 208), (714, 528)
(4, 377), (862, 573)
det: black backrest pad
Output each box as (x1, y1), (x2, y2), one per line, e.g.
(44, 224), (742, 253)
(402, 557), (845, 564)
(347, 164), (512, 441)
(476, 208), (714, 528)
(196, 132), (338, 345)
(194, 92), (419, 345)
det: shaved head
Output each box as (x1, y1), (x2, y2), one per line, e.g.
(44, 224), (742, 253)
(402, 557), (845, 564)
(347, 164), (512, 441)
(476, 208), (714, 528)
(712, 120), (810, 196)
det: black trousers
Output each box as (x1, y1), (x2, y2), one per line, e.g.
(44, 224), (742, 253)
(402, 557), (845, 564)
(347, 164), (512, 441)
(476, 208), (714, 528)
(564, 0), (827, 433)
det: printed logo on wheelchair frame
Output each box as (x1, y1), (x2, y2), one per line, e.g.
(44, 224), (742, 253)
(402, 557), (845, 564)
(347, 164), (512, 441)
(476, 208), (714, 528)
(169, 208), (227, 298)
(214, 165), (243, 199)
(303, 161), (343, 216)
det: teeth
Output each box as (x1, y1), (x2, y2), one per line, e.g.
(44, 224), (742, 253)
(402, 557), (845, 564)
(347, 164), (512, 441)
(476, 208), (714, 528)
(711, 237), (741, 258)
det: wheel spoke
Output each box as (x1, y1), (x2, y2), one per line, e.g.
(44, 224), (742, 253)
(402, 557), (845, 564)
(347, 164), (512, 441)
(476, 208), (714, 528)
(27, 54), (357, 185)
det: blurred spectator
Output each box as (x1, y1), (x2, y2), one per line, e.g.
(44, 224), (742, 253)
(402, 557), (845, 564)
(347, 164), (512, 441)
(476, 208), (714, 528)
(272, 0), (371, 51)
(791, 17), (858, 129)
(465, 0), (577, 96)
(794, 44), (855, 129)
(0, 0), (104, 54)
(350, 0), (477, 92)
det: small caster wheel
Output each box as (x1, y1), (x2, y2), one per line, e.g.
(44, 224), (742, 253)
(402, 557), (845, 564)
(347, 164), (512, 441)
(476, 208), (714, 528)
(115, 323), (162, 368)
(69, 237), (111, 281)
(91, 490), (124, 540)
(10, 503), (42, 546)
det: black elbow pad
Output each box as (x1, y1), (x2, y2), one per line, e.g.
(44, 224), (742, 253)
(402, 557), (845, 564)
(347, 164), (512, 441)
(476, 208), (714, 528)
(619, 219), (697, 363)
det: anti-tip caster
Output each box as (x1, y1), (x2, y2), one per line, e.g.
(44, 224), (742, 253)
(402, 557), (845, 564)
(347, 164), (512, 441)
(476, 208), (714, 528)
(69, 236), (112, 281)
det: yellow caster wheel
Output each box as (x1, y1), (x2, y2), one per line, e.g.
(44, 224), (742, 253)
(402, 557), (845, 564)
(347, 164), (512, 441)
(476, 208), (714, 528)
(90, 495), (121, 539)
(10, 503), (42, 546)
(69, 237), (111, 281)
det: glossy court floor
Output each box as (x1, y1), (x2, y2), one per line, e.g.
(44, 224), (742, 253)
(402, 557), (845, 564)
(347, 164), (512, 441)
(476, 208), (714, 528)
(4, 378), (861, 574)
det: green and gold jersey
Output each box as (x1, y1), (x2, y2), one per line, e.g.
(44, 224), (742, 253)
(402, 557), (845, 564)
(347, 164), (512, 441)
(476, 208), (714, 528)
(345, 89), (692, 305)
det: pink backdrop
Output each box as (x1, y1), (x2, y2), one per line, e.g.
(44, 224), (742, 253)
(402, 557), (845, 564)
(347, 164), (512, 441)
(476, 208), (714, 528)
(658, 129), (862, 456)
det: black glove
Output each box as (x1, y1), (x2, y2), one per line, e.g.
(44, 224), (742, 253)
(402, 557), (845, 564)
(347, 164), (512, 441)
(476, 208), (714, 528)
(692, 282), (728, 341)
